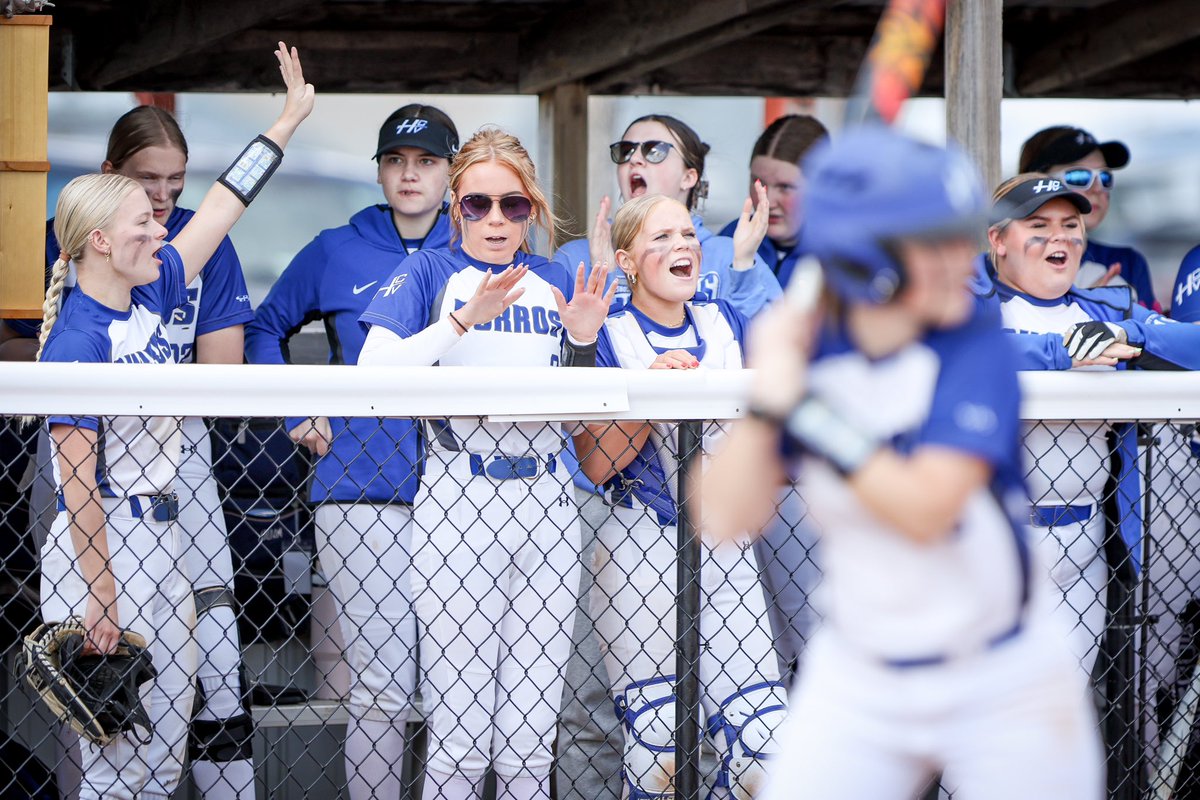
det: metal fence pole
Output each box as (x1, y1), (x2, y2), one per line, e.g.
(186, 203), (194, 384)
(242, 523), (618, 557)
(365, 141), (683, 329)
(675, 421), (703, 800)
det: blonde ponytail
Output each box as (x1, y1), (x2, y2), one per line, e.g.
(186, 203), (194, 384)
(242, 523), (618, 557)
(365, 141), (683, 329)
(21, 173), (140, 427)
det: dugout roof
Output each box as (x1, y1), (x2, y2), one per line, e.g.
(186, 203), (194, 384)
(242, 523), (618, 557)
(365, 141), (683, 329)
(39, 0), (1200, 98)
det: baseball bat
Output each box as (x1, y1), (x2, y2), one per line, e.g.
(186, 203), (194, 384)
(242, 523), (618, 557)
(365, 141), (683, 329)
(785, 0), (947, 310)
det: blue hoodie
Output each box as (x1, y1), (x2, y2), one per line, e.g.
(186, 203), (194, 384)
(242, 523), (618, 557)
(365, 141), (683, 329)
(245, 203), (452, 504)
(718, 219), (805, 288)
(551, 213), (780, 319)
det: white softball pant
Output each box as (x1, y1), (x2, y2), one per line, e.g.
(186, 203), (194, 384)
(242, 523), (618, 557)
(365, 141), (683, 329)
(761, 614), (1104, 800)
(40, 499), (198, 800)
(412, 450), (581, 780)
(1032, 508), (1106, 677)
(314, 502), (417, 721)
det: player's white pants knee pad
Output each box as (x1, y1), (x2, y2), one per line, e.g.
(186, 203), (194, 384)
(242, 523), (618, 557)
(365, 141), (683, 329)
(706, 681), (788, 800)
(189, 586), (253, 764)
(614, 676), (677, 800)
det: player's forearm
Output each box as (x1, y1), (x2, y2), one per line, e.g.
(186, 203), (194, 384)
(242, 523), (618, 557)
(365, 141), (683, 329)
(358, 320), (459, 367)
(847, 446), (990, 544)
(695, 417), (786, 539)
(65, 499), (115, 592)
(573, 421), (652, 484)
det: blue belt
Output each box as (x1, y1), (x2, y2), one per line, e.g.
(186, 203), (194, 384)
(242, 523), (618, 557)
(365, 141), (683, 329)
(883, 620), (1023, 670)
(1029, 504), (1093, 528)
(57, 492), (179, 522)
(468, 453), (556, 480)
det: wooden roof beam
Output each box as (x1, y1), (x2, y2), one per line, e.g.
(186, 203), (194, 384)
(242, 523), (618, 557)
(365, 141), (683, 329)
(1016, 0), (1200, 96)
(518, 0), (822, 94)
(81, 0), (322, 90)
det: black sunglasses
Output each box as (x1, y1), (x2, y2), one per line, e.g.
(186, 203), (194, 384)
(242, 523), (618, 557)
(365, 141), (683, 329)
(609, 140), (675, 165)
(459, 194), (533, 222)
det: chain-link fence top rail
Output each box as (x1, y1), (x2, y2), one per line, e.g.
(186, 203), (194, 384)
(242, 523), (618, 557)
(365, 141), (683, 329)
(3, 365), (1200, 800)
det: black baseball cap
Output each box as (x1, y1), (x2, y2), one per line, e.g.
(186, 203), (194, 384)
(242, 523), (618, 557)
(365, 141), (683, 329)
(990, 176), (1092, 225)
(374, 108), (459, 161)
(1019, 126), (1130, 173)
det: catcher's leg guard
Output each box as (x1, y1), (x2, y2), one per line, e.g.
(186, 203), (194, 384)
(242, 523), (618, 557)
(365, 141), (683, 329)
(189, 714), (254, 763)
(706, 681), (788, 800)
(615, 676), (676, 800)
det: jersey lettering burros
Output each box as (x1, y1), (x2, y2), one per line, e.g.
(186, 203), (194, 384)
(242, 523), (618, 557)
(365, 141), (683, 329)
(360, 247), (574, 457)
(42, 245), (190, 498)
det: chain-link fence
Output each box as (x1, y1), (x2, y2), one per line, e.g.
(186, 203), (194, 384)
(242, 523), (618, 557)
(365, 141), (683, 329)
(2, 366), (1200, 799)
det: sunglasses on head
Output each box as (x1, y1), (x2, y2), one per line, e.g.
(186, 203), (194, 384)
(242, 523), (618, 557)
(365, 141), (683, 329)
(458, 194), (533, 222)
(1056, 168), (1114, 192)
(609, 140), (675, 165)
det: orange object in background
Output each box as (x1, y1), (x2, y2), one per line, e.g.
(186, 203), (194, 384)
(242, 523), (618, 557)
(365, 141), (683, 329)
(764, 98), (818, 127)
(134, 92), (177, 113)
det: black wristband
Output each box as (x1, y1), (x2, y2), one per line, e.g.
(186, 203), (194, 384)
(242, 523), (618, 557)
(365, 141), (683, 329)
(745, 403), (789, 427)
(218, 135), (283, 206)
(560, 336), (598, 367)
(785, 394), (880, 476)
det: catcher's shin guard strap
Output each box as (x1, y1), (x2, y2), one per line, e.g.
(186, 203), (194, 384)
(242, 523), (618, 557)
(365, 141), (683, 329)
(190, 713), (254, 762)
(194, 586), (236, 618)
(219, 135), (283, 206)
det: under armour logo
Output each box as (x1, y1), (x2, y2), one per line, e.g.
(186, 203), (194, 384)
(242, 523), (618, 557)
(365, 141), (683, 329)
(396, 118), (428, 135)
(1032, 179), (1061, 194)
(557, 494), (570, 507)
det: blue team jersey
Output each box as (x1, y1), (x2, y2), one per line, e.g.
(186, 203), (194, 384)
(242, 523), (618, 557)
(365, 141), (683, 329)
(244, 204), (451, 505)
(41, 206), (253, 363)
(593, 299), (747, 524)
(1170, 244), (1200, 322)
(718, 219), (804, 288)
(793, 303), (1031, 662)
(361, 245), (573, 458)
(1079, 239), (1158, 312)
(551, 213), (780, 318)
(42, 244), (190, 497)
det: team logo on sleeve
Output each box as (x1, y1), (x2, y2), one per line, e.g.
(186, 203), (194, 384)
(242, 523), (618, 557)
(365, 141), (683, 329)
(377, 274), (408, 297)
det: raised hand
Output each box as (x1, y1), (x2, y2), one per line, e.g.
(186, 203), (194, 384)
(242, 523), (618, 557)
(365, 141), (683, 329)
(732, 180), (770, 271)
(458, 265), (528, 329)
(589, 197), (616, 273)
(1088, 262), (1122, 289)
(552, 262), (618, 344)
(262, 42), (315, 152)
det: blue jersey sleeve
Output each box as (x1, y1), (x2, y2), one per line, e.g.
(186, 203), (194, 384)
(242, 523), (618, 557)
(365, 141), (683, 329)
(358, 252), (439, 337)
(1000, 331), (1073, 371)
(720, 251), (781, 318)
(1123, 248), (1157, 312)
(919, 314), (1021, 469)
(1119, 304), (1200, 370)
(1171, 245), (1200, 322)
(42, 330), (106, 431)
(195, 236), (253, 336)
(245, 236), (327, 365)
(148, 244), (188, 320)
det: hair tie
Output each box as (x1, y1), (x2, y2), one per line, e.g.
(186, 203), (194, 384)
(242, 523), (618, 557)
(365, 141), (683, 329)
(58, 250), (69, 264)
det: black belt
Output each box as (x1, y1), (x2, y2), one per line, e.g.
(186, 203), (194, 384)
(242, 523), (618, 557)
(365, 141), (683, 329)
(57, 492), (179, 522)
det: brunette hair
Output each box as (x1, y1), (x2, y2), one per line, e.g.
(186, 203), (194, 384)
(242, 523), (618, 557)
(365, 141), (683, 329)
(105, 106), (188, 170)
(623, 114), (710, 210)
(751, 114), (828, 166)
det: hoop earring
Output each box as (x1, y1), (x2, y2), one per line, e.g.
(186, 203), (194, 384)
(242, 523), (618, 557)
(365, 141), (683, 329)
(105, 250), (111, 264)
(624, 271), (637, 289)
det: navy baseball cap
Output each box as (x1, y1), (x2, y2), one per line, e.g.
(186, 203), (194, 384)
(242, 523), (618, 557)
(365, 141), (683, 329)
(1019, 126), (1130, 173)
(990, 176), (1092, 225)
(374, 109), (459, 161)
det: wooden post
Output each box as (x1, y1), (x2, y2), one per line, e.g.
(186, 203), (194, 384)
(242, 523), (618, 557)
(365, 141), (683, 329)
(945, 0), (1001, 190)
(0, 15), (51, 318)
(537, 82), (588, 253)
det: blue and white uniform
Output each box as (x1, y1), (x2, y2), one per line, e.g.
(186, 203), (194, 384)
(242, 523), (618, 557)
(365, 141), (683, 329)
(47, 207), (254, 798)
(590, 300), (786, 800)
(763, 303), (1101, 799)
(39, 244), (199, 800)
(244, 203), (450, 772)
(989, 265), (1200, 676)
(359, 246), (582, 785)
(717, 220), (803, 289)
(552, 214), (780, 317)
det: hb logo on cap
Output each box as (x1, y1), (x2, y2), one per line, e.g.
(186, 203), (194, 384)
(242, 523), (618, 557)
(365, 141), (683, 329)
(396, 118), (429, 135)
(1032, 179), (1062, 194)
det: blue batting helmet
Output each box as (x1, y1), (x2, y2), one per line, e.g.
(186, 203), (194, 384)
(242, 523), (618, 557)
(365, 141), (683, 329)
(798, 126), (986, 304)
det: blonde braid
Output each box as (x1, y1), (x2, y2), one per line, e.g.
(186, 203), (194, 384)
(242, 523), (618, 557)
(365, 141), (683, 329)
(35, 256), (71, 362)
